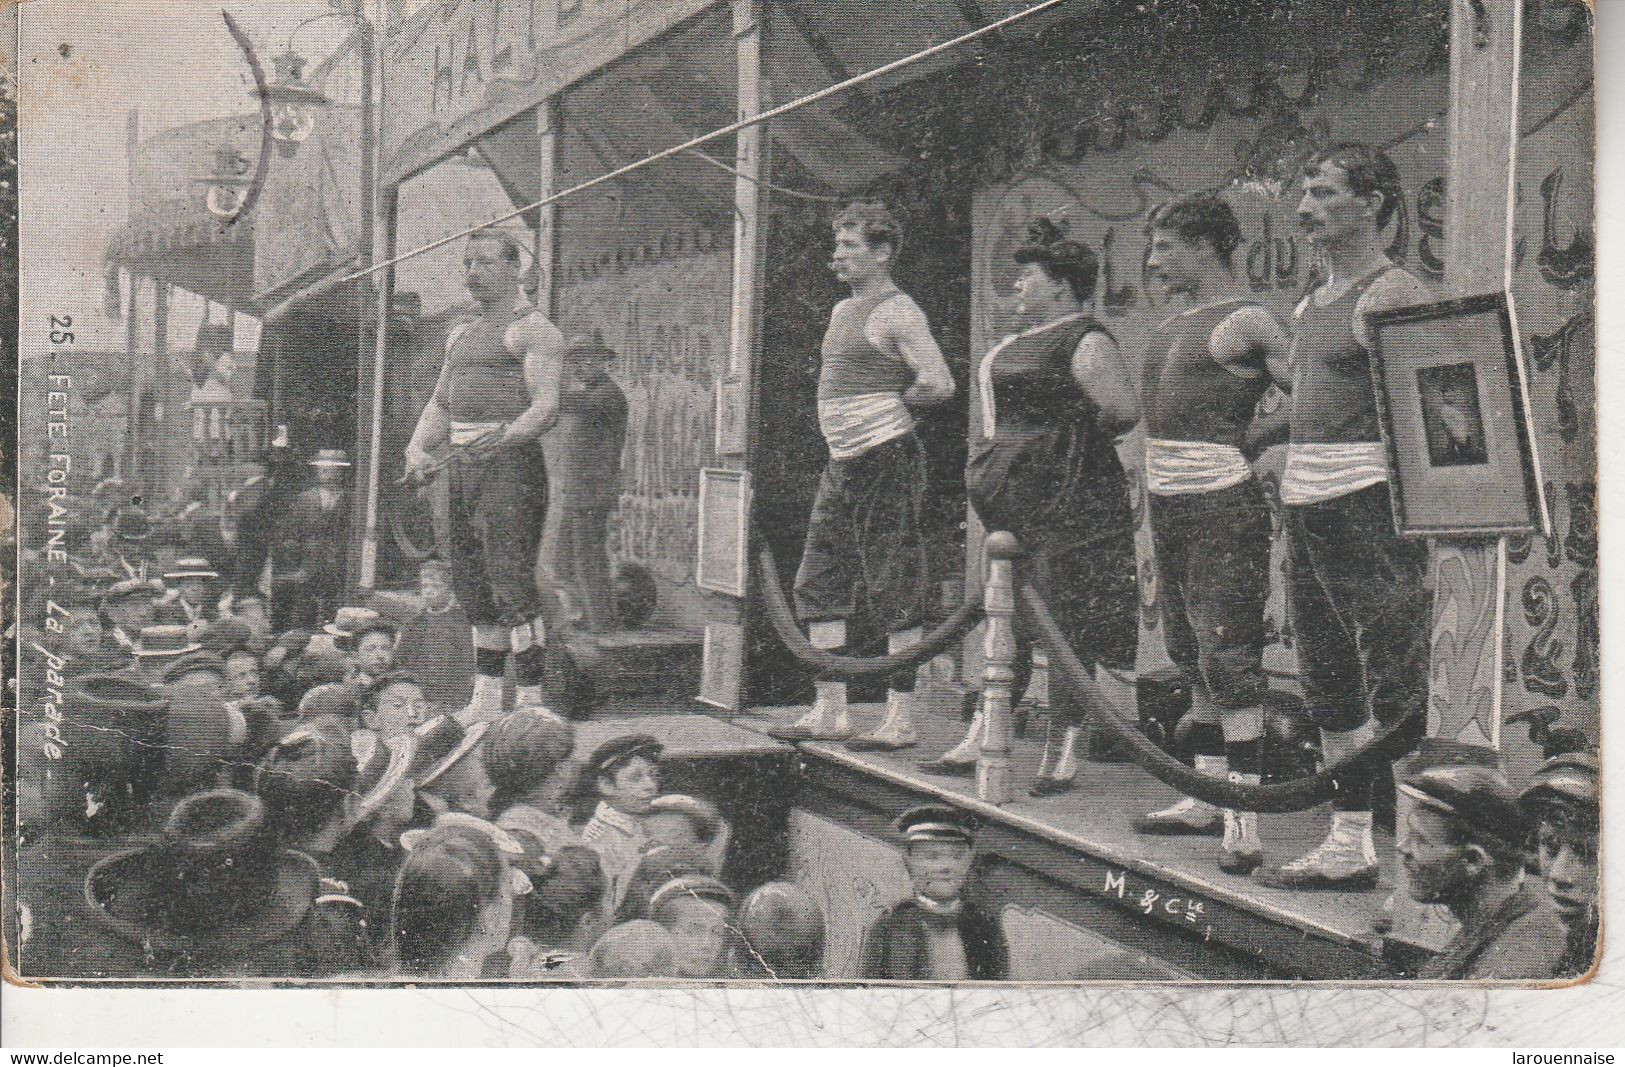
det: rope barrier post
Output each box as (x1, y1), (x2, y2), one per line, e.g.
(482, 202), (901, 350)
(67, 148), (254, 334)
(977, 531), (1020, 804)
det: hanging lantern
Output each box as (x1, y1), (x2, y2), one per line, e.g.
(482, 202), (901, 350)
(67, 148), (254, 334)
(265, 50), (330, 157)
(195, 145), (254, 220)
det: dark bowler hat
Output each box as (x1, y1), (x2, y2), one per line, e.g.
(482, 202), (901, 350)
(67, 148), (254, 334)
(111, 505), (151, 542)
(409, 715), (491, 788)
(583, 734), (663, 786)
(150, 599), (192, 628)
(565, 332), (617, 362)
(297, 682), (362, 723)
(1520, 751), (1600, 826)
(1399, 764), (1529, 854)
(132, 625), (200, 659)
(62, 674), (169, 778)
(161, 650), (228, 686)
(83, 789), (326, 952)
(895, 804), (980, 846)
(199, 617), (254, 656)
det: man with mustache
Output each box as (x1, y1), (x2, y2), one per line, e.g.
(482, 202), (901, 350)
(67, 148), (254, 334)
(405, 229), (566, 725)
(1258, 143), (1432, 890)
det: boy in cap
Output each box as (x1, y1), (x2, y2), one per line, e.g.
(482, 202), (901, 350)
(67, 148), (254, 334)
(1520, 751), (1600, 977)
(1400, 764), (1567, 979)
(648, 873), (737, 978)
(779, 201), (955, 752)
(643, 793), (731, 878)
(860, 804), (1008, 980)
(578, 734), (663, 910)
(545, 332), (629, 634)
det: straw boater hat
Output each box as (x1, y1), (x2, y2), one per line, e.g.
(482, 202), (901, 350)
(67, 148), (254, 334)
(161, 650), (228, 686)
(164, 557), (220, 581)
(408, 715), (492, 790)
(399, 812), (541, 896)
(309, 449), (351, 468)
(132, 625), (201, 659)
(98, 577), (161, 614)
(351, 733), (417, 824)
(324, 606), (384, 641)
(646, 873), (735, 914)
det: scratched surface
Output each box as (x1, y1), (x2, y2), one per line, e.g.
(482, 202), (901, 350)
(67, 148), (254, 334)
(5, 0), (1621, 1048)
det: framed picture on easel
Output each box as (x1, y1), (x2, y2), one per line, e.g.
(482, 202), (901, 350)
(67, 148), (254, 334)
(1367, 291), (1550, 538)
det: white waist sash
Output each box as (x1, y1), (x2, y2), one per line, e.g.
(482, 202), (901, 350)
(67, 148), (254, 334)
(1280, 442), (1388, 505)
(450, 420), (505, 447)
(818, 392), (914, 460)
(1145, 439), (1253, 496)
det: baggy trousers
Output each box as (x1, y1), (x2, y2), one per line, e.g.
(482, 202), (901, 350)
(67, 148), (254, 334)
(446, 441), (550, 629)
(793, 433), (929, 690)
(1150, 481), (1271, 715)
(966, 429), (1138, 724)
(1285, 482), (1430, 733)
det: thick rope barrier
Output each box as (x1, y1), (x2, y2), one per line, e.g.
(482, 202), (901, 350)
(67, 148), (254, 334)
(756, 545), (984, 680)
(1019, 584), (1426, 813)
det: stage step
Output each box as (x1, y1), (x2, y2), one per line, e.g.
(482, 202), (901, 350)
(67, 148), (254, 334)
(563, 626), (704, 700)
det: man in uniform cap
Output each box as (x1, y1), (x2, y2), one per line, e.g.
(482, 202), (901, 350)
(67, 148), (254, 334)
(859, 804), (1008, 980)
(1520, 750), (1600, 977)
(1400, 763), (1566, 979)
(99, 578), (163, 656)
(578, 734), (663, 911)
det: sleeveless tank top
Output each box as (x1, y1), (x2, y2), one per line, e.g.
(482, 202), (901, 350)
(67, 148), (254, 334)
(977, 312), (1108, 439)
(1282, 269), (1397, 504)
(1142, 301), (1269, 496)
(436, 305), (535, 424)
(817, 289), (917, 459)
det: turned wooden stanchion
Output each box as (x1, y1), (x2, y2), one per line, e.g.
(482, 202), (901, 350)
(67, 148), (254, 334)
(977, 530), (1019, 804)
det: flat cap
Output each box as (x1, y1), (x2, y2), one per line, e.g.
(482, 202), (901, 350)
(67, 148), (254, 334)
(583, 733), (662, 782)
(1400, 764), (1529, 852)
(895, 804), (979, 845)
(1520, 751), (1599, 820)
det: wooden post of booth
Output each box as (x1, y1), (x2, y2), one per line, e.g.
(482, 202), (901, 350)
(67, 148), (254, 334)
(730, 0), (770, 428)
(1425, 0), (1524, 760)
(978, 531), (1018, 804)
(534, 99), (562, 320)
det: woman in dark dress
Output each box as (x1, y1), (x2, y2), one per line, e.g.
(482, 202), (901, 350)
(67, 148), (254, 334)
(922, 217), (1139, 795)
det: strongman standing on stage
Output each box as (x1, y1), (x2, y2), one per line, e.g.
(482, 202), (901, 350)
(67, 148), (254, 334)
(1256, 144), (1431, 890)
(774, 202), (955, 751)
(1133, 194), (1290, 872)
(405, 229), (566, 724)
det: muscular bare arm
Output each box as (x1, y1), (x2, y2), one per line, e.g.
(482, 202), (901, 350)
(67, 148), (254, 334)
(404, 358), (453, 476)
(878, 295), (956, 406)
(1211, 305), (1290, 382)
(1072, 331), (1138, 431)
(504, 315), (567, 443)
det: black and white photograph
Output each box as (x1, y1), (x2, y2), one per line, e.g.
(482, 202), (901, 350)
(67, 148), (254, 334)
(0, 0), (1613, 1050)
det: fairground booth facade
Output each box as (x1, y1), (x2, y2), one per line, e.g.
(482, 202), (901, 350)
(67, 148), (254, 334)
(111, 0), (1597, 979)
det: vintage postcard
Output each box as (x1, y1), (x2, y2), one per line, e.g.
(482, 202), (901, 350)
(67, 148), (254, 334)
(1, 0), (1610, 1044)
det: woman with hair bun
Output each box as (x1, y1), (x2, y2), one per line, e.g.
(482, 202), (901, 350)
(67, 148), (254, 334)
(923, 214), (1139, 796)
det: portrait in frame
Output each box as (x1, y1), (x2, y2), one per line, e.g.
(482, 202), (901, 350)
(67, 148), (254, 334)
(1367, 291), (1548, 538)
